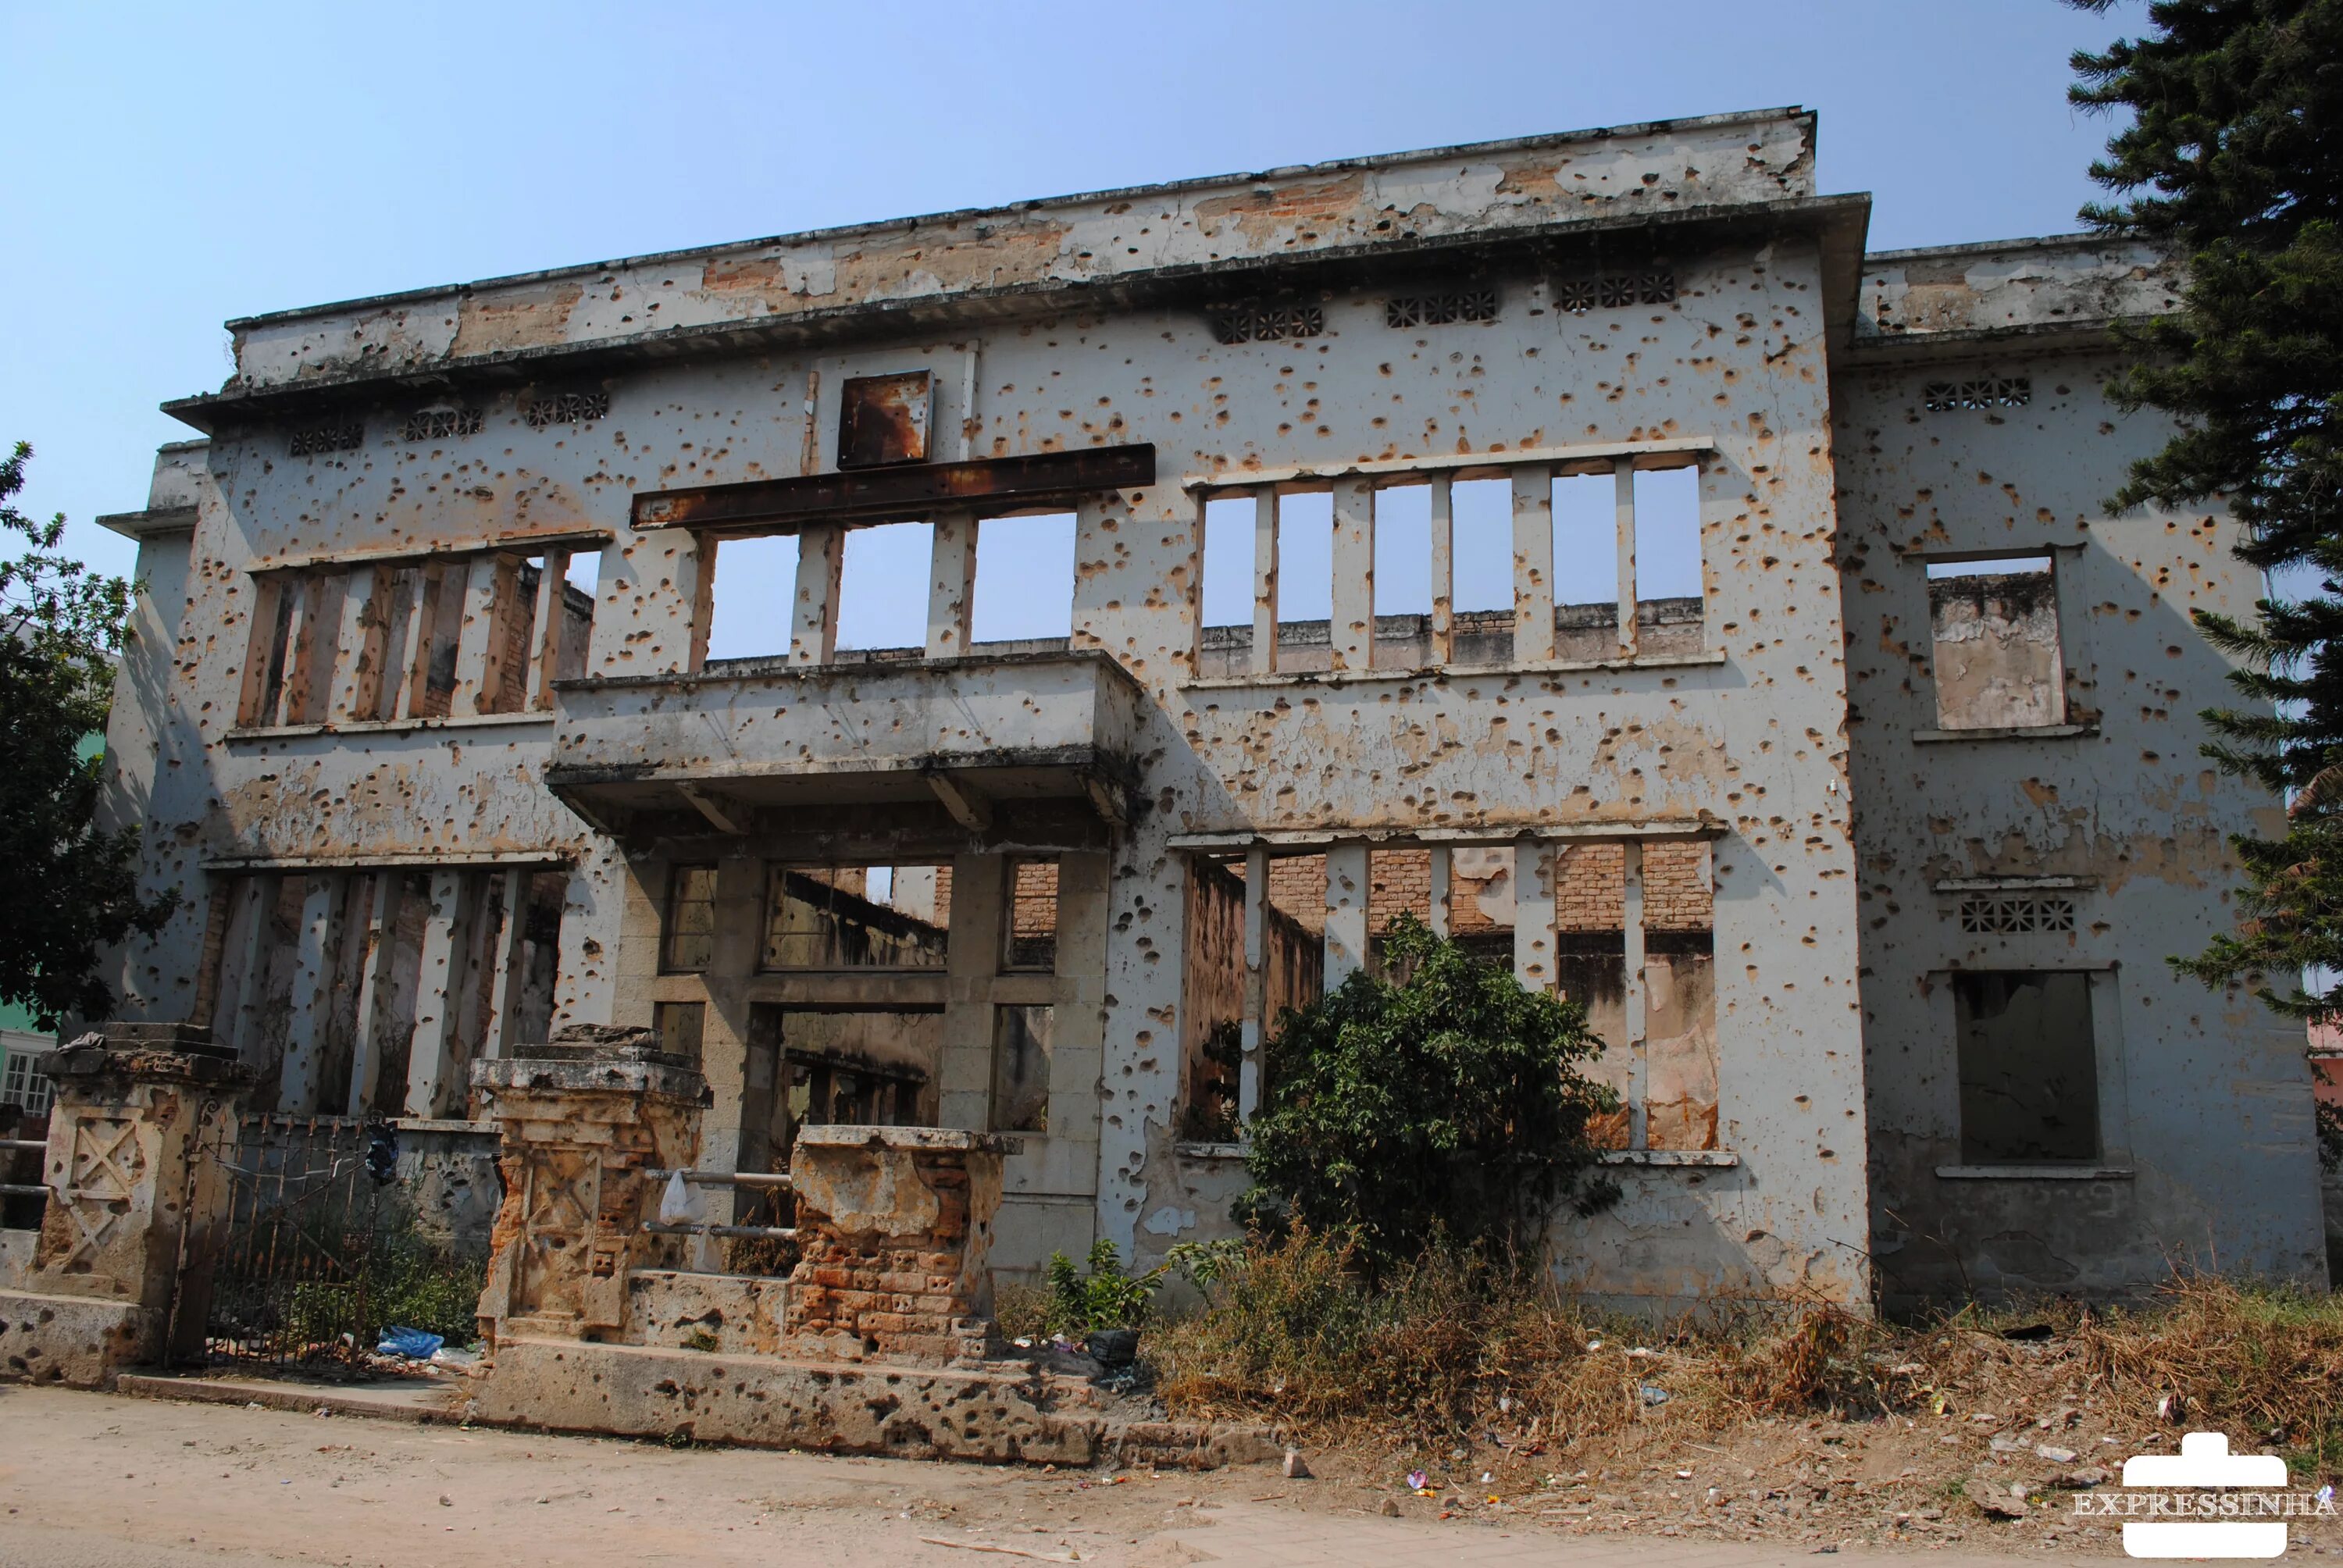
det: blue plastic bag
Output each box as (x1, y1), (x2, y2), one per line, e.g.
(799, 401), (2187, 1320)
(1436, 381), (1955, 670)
(377, 1326), (444, 1360)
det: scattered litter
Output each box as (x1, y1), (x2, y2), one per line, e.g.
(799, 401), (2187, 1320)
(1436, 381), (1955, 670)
(1405, 1470), (1428, 1493)
(1282, 1448), (1311, 1480)
(378, 1327), (443, 1360)
(1640, 1384), (1671, 1406)
(1626, 1347), (1656, 1360)
(2158, 1392), (2188, 1423)
(2035, 1444), (2077, 1464)
(1675, 1469), (1694, 1480)
(1963, 1477), (2027, 1520)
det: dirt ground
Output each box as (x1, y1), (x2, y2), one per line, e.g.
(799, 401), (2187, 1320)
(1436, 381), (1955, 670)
(4, 1384), (2343, 1567)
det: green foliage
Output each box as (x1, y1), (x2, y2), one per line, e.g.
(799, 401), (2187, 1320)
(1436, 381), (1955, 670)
(1164, 1236), (1246, 1288)
(1240, 917), (1620, 1270)
(1177, 1021), (1242, 1142)
(0, 442), (176, 1027)
(2068, 4), (2343, 1017)
(1042, 1238), (1166, 1336)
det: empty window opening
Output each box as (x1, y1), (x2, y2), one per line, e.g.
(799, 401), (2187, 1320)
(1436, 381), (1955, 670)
(242, 571), (342, 727)
(413, 563), (468, 718)
(553, 551), (598, 685)
(654, 1000), (706, 1065)
(762, 863), (951, 970)
(1551, 471), (1615, 611)
(1928, 555), (2063, 731)
(1640, 841), (1717, 1153)
(1371, 484), (1432, 666)
(1271, 491), (1333, 672)
(1449, 478), (1514, 664)
(1179, 854), (1325, 1140)
(765, 1006), (940, 1150)
(1633, 466), (1704, 657)
(973, 511), (1076, 645)
(1004, 858), (1058, 971)
(1954, 971), (2099, 1164)
(1180, 857), (1250, 1142)
(662, 864), (719, 973)
(705, 533), (801, 663)
(1367, 846), (1434, 978)
(1547, 840), (1717, 1152)
(1197, 496), (1260, 677)
(836, 520), (933, 653)
(992, 1004), (1054, 1132)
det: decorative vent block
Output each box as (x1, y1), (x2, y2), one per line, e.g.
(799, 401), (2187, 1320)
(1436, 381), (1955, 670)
(401, 408), (483, 442)
(1208, 301), (1326, 344)
(1958, 893), (2076, 934)
(1385, 288), (1499, 328)
(523, 390), (612, 429)
(1924, 377), (2032, 412)
(1556, 271), (1676, 314)
(287, 422), (363, 457)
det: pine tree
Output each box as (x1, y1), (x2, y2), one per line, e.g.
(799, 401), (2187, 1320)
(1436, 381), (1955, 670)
(2070, 0), (2343, 1020)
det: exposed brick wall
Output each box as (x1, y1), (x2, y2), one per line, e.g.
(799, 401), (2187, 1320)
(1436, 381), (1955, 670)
(1264, 853), (1327, 935)
(785, 1152), (993, 1365)
(1008, 860), (1057, 943)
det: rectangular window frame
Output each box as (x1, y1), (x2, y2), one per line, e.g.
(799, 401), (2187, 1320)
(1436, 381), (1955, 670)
(661, 863), (720, 975)
(1929, 964), (2133, 1179)
(1914, 547), (2088, 742)
(1182, 438), (1716, 686)
(758, 862), (953, 973)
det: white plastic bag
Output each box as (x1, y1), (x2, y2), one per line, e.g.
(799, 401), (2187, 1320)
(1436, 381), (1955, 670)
(658, 1170), (702, 1226)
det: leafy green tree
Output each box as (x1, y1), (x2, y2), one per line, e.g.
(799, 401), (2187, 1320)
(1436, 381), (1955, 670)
(2069, 1), (2343, 1017)
(0, 442), (176, 1027)
(1240, 917), (1620, 1270)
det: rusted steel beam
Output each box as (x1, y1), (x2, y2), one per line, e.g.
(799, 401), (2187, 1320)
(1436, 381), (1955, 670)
(633, 444), (1155, 534)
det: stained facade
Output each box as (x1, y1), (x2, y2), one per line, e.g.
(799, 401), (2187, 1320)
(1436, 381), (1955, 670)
(87, 108), (2325, 1309)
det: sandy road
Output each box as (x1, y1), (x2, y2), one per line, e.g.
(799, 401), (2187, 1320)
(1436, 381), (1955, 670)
(0, 1384), (2095, 1567)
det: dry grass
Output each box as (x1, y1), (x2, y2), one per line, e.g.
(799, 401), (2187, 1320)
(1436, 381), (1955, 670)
(1144, 1234), (2343, 1479)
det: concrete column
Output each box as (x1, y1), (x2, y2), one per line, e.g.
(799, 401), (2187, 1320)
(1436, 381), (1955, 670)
(277, 874), (344, 1115)
(939, 853), (1006, 1130)
(1428, 476), (1454, 666)
(1330, 478), (1375, 672)
(1512, 465), (1554, 662)
(269, 577), (314, 727)
(587, 527), (708, 679)
(470, 1026), (706, 1345)
(451, 552), (517, 714)
(926, 511), (979, 659)
(1614, 458), (1639, 657)
(2, 1024), (251, 1385)
(403, 868), (473, 1119)
(1622, 840), (1649, 1150)
(1038, 851), (1110, 1191)
(1238, 846), (1268, 1123)
(1428, 845), (1453, 938)
(1324, 843), (1370, 983)
(476, 870), (532, 1065)
(526, 549), (567, 710)
(1512, 839), (1556, 992)
(225, 873), (281, 1067)
(327, 565), (383, 725)
(390, 565), (433, 720)
(791, 523), (844, 665)
(344, 872), (403, 1117)
(1250, 489), (1278, 675)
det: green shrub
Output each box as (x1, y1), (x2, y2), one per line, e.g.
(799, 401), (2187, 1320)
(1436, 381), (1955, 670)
(1042, 1238), (1166, 1336)
(1245, 916), (1620, 1270)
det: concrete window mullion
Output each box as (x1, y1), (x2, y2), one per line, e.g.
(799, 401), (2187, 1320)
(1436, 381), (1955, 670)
(1511, 465), (1555, 661)
(791, 524), (843, 666)
(1330, 479), (1375, 672)
(1427, 476), (1455, 665)
(1250, 490), (1278, 677)
(1238, 845), (1268, 1124)
(1614, 457), (1639, 657)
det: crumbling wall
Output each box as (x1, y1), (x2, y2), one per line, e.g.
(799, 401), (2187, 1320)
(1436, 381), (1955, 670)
(1833, 315), (2324, 1305)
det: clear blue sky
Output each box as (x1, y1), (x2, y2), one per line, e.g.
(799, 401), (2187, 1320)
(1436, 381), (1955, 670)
(0, 0), (2135, 603)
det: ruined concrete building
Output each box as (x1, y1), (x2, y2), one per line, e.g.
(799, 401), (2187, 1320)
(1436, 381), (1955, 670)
(91, 108), (2327, 1312)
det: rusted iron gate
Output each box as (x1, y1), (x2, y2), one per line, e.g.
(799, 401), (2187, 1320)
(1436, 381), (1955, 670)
(192, 1113), (394, 1371)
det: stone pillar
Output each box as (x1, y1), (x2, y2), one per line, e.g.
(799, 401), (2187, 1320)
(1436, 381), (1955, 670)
(0, 1023), (249, 1386)
(470, 1025), (707, 1346)
(783, 1125), (1009, 1367)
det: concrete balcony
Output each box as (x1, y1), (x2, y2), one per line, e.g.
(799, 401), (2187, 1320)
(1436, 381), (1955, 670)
(545, 647), (1144, 838)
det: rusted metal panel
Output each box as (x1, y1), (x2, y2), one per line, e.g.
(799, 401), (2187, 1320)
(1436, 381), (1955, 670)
(632, 444), (1155, 534)
(836, 370), (933, 469)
